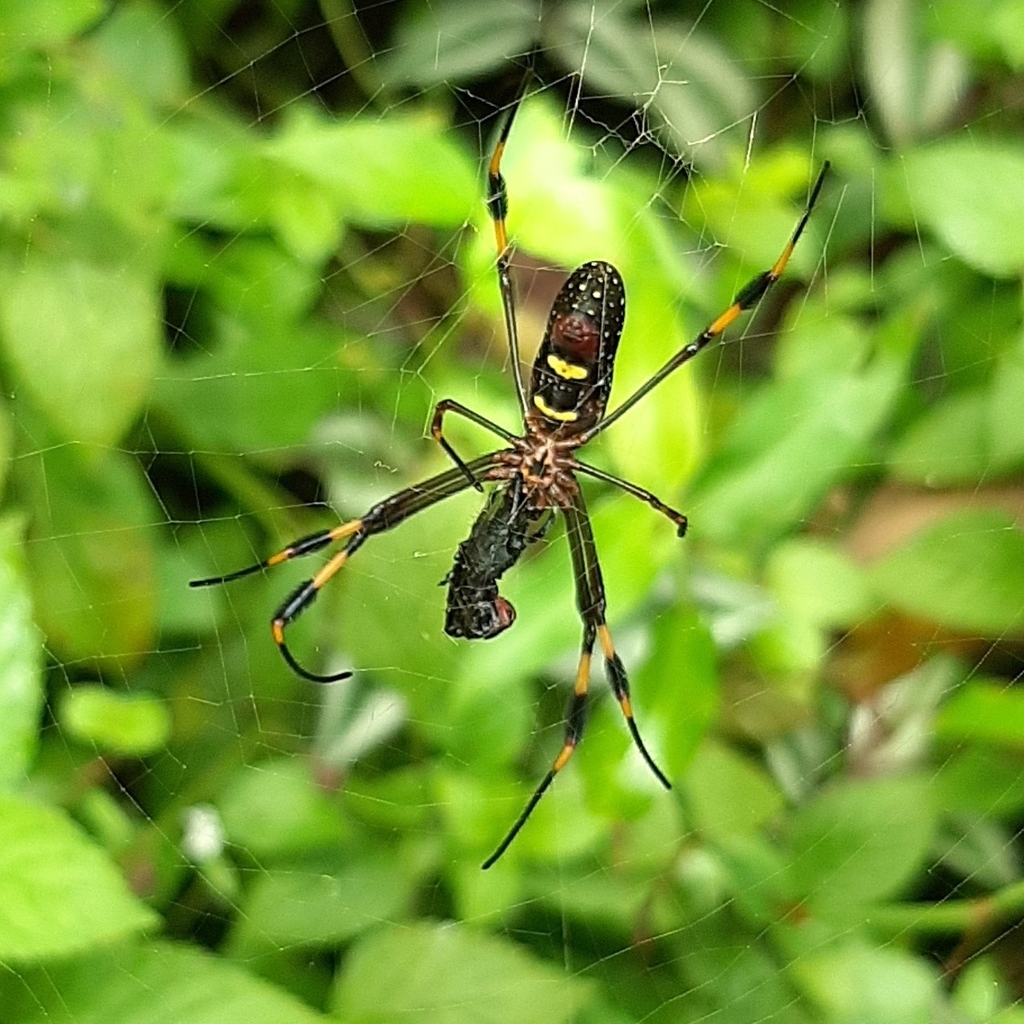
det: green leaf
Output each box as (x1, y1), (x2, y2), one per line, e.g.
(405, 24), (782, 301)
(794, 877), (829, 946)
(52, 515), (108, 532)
(0, 394), (13, 496)
(644, 21), (757, 170)
(0, 792), (156, 960)
(636, 608), (718, 779)
(684, 740), (784, 842)
(691, 301), (919, 548)
(343, 767), (433, 833)
(337, 486), (470, 735)
(953, 957), (1016, 1021)
(776, 0), (851, 81)
(787, 775), (936, 910)
(156, 315), (350, 454)
(690, 370), (892, 547)
(164, 121), (282, 236)
(793, 941), (939, 1024)
(0, 515), (44, 788)
(267, 178), (340, 264)
(931, 0), (1024, 69)
(4, 67), (174, 233)
(715, 832), (796, 922)
(0, 0), (105, 51)
(766, 537), (873, 629)
(0, 252), (160, 446)
(775, 303), (874, 381)
(218, 759), (345, 860)
(991, 340), (1024, 469)
(681, 149), (829, 276)
(59, 685), (171, 757)
(7, 940), (328, 1023)
(990, 0), (1024, 67)
(445, 759), (604, 867)
(888, 388), (990, 485)
(863, 0), (967, 145)
(447, 655), (536, 773)
(936, 747), (1024, 820)
(868, 508), (1024, 635)
(170, 232), (321, 324)
(86, 0), (190, 105)
(547, 8), (753, 171)
(332, 920), (593, 1024)
(385, 0), (538, 86)
(936, 812), (1018, 889)
(233, 857), (415, 947)
(671, 911), (807, 1024)
(607, 268), (706, 499)
(271, 108), (478, 230)
(901, 143), (1024, 276)
(20, 445), (158, 666)
(936, 679), (1024, 746)
(748, 606), (825, 679)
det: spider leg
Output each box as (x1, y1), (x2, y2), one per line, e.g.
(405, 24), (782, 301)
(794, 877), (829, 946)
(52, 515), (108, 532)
(487, 73), (533, 414)
(581, 161), (830, 443)
(564, 494), (671, 789)
(482, 619), (591, 869)
(481, 490), (670, 868)
(190, 521), (363, 587)
(271, 541), (364, 682)
(595, 623), (670, 789)
(193, 455), (503, 683)
(573, 460), (688, 537)
(430, 399), (516, 493)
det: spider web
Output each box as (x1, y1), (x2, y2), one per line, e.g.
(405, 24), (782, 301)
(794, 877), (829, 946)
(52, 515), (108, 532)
(3, 0), (1024, 1021)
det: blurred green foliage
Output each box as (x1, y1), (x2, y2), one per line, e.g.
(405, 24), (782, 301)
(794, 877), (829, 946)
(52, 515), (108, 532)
(2, 1), (1024, 1022)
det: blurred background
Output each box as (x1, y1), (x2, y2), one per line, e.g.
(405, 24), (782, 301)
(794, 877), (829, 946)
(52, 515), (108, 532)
(2, 0), (1024, 1021)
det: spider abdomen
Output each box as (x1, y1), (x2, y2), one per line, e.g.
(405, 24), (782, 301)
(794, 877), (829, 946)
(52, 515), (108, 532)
(529, 261), (626, 432)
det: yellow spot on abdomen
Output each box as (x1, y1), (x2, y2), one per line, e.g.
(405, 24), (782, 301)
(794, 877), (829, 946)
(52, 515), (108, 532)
(533, 394), (578, 422)
(547, 354), (588, 380)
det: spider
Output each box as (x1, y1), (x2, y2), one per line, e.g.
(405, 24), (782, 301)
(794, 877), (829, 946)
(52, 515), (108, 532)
(192, 86), (829, 868)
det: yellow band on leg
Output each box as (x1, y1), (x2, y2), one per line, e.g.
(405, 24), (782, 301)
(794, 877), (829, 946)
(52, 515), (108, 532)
(312, 549), (350, 590)
(553, 743), (575, 773)
(574, 652), (591, 696)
